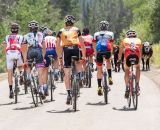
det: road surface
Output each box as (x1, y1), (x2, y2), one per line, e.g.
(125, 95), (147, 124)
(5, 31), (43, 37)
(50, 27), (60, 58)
(0, 70), (160, 130)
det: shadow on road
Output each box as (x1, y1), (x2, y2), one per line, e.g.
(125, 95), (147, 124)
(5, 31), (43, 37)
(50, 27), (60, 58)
(0, 102), (15, 106)
(47, 108), (79, 113)
(44, 99), (55, 103)
(58, 93), (67, 95)
(13, 106), (37, 110)
(112, 106), (136, 111)
(86, 101), (108, 106)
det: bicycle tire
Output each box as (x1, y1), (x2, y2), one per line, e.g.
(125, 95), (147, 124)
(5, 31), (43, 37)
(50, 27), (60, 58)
(50, 71), (55, 101)
(30, 77), (38, 107)
(14, 75), (18, 104)
(132, 75), (138, 110)
(88, 65), (92, 88)
(127, 76), (132, 108)
(72, 78), (78, 111)
(35, 76), (43, 104)
(60, 69), (64, 82)
(103, 72), (108, 104)
(23, 71), (28, 94)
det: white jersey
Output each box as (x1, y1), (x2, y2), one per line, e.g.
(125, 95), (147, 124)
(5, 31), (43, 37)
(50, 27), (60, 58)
(24, 32), (44, 48)
(4, 34), (24, 51)
(44, 36), (56, 50)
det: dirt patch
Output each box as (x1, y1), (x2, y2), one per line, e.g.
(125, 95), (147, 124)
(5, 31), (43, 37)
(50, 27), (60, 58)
(0, 73), (7, 81)
(141, 66), (160, 87)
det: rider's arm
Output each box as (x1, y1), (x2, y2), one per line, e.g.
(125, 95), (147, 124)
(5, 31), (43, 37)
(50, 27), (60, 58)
(56, 33), (62, 59)
(42, 40), (46, 59)
(22, 36), (28, 63)
(118, 40), (124, 61)
(79, 36), (86, 59)
(92, 40), (96, 57)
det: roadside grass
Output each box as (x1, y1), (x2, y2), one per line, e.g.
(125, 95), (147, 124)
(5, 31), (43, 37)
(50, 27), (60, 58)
(151, 43), (160, 68)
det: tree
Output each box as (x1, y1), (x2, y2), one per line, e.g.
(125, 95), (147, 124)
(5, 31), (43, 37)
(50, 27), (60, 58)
(150, 0), (160, 43)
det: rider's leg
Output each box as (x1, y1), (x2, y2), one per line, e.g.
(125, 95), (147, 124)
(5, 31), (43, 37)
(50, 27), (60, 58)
(6, 52), (14, 98)
(135, 64), (140, 85)
(106, 59), (113, 85)
(124, 63), (130, 98)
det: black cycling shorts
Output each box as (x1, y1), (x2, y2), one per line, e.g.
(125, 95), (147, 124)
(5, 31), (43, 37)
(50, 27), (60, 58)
(126, 54), (139, 67)
(27, 47), (43, 64)
(63, 45), (81, 68)
(96, 51), (111, 65)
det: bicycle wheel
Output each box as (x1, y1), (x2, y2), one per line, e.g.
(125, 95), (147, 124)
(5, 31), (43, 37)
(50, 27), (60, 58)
(23, 70), (28, 94)
(60, 69), (64, 82)
(14, 75), (18, 104)
(88, 65), (92, 88)
(30, 78), (38, 107)
(49, 71), (55, 101)
(103, 72), (108, 104)
(72, 78), (78, 111)
(127, 78), (132, 108)
(132, 75), (138, 110)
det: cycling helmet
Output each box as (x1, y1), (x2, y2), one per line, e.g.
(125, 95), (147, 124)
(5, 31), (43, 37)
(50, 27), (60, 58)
(11, 22), (19, 29)
(126, 29), (137, 38)
(10, 22), (19, 33)
(82, 27), (89, 35)
(64, 15), (75, 24)
(99, 21), (109, 30)
(28, 20), (39, 28)
(40, 26), (48, 32)
(46, 29), (53, 36)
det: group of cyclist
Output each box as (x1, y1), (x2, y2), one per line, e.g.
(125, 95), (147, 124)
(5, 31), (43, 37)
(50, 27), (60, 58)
(3, 14), (142, 105)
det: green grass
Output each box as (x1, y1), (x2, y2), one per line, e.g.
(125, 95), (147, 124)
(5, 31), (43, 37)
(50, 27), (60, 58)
(151, 43), (160, 67)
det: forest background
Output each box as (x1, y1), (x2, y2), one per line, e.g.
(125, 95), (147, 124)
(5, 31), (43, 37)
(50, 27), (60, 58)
(0, 0), (160, 72)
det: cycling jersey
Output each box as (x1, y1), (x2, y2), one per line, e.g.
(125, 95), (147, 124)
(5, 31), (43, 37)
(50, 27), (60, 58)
(24, 31), (44, 67)
(24, 32), (43, 48)
(93, 31), (114, 52)
(57, 26), (81, 47)
(44, 36), (57, 67)
(44, 36), (56, 50)
(120, 38), (142, 59)
(4, 34), (24, 52)
(120, 37), (142, 67)
(4, 34), (24, 69)
(82, 34), (94, 56)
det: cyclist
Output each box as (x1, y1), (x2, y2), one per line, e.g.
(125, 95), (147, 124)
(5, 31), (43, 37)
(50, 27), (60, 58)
(118, 30), (142, 98)
(40, 25), (48, 37)
(43, 29), (59, 96)
(3, 22), (24, 98)
(56, 15), (86, 104)
(93, 21), (114, 96)
(82, 27), (94, 70)
(24, 20), (46, 99)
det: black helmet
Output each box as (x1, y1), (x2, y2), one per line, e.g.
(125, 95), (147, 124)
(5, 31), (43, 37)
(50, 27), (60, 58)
(126, 29), (137, 38)
(10, 22), (19, 33)
(46, 29), (53, 36)
(99, 21), (109, 30)
(40, 26), (48, 32)
(82, 27), (89, 35)
(64, 15), (75, 24)
(28, 20), (39, 28)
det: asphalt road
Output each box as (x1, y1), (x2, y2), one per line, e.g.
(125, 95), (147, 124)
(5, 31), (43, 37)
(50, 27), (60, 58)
(0, 70), (160, 130)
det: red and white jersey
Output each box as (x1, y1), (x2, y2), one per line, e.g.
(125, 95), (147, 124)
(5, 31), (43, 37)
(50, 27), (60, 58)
(44, 36), (56, 50)
(4, 33), (24, 52)
(82, 34), (93, 49)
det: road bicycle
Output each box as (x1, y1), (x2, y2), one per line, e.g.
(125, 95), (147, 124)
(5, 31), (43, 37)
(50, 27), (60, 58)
(27, 58), (43, 107)
(84, 56), (92, 88)
(12, 59), (20, 103)
(47, 55), (57, 101)
(70, 56), (80, 111)
(127, 58), (139, 110)
(102, 55), (110, 104)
